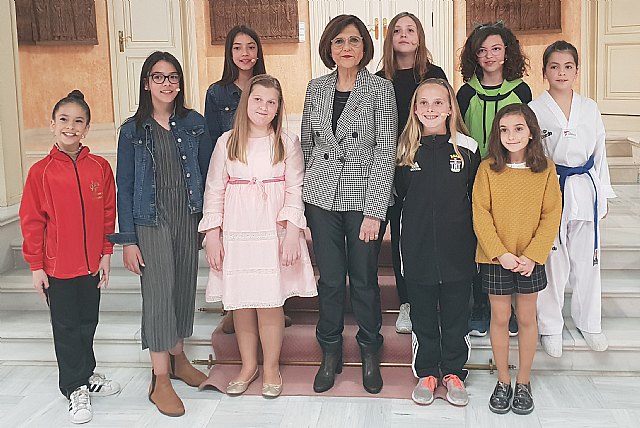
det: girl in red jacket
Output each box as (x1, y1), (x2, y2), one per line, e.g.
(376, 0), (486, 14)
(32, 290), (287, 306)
(19, 90), (120, 425)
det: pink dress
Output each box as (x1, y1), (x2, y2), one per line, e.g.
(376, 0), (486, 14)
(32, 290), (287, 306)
(198, 129), (317, 309)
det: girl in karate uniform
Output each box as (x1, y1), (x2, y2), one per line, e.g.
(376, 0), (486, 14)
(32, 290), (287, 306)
(529, 40), (616, 356)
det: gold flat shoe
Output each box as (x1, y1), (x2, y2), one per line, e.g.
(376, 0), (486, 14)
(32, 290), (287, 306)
(262, 372), (282, 398)
(226, 368), (259, 396)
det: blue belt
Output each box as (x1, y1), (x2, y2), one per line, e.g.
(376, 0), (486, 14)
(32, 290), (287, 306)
(555, 154), (599, 265)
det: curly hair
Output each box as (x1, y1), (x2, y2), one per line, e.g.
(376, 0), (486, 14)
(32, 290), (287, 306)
(459, 22), (529, 82)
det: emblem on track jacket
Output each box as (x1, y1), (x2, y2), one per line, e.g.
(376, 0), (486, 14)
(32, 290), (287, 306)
(410, 162), (421, 172)
(450, 154), (463, 173)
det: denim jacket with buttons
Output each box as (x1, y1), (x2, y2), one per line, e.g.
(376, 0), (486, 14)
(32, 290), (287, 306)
(204, 82), (241, 147)
(109, 111), (213, 245)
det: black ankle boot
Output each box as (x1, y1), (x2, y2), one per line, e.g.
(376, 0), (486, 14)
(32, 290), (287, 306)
(361, 346), (383, 394)
(313, 351), (342, 393)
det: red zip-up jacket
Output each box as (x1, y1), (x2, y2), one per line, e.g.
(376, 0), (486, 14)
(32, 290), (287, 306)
(20, 145), (116, 279)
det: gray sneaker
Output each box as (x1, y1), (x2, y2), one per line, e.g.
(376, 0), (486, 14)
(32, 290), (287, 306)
(88, 373), (121, 397)
(411, 376), (437, 405)
(443, 374), (469, 406)
(579, 330), (608, 352)
(396, 303), (412, 333)
(69, 386), (92, 424)
(540, 334), (563, 357)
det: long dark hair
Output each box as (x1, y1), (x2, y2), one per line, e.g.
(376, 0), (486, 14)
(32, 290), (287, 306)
(488, 104), (547, 173)
(217, 25), (266, 86)
(459, 22), (529, 82)
(132, 51), (190, 128)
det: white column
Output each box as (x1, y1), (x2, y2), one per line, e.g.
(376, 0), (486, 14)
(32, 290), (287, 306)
(0, 0), (24, 207)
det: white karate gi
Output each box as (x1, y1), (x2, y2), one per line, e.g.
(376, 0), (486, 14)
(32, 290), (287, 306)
(529, 91), (616, 335)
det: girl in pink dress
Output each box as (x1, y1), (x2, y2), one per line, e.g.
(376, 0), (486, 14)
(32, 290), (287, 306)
(199, 74), (317, 398)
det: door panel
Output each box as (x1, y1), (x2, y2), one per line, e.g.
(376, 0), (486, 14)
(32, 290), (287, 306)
(596, 0), (640, 115)
(110, 0), (184, 124)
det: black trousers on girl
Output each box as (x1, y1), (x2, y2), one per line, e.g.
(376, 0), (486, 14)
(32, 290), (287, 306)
(46, 274), (100, 398)
(406, 278), (471, 380)
(384, 198), (408, 304)
(305, 204), (385, 353)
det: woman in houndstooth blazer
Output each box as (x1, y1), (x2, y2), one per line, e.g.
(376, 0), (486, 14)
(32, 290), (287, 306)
(301, 14), (398, 395)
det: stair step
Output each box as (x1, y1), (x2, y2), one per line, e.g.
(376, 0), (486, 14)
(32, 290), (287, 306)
(1, 310), (638, 372)
(0, 267), (400, 311)
(606, 139), (633, 157)
(608, 157), (640, 184)
(0, 310), (219, 364)
(2, 267), (638, 315)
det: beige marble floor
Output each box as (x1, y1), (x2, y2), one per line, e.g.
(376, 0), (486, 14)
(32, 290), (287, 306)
(0, 363), (638, 428)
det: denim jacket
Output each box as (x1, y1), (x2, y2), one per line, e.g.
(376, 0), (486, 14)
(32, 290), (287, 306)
(109, 111), (213, 245)
(204, 82), (241, 147)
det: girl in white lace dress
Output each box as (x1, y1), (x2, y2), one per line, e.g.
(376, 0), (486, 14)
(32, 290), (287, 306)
(199, 75), (317, 397)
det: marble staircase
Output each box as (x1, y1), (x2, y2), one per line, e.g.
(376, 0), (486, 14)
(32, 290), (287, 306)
(0, 185), (639, 373)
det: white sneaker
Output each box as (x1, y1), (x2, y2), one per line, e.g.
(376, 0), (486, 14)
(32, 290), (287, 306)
(540, 334), (563, 358)
(579, 329), (608, 352)
(69, 386), (92, 424)
(396, 303), (412, 334)
(88, 373), (121, 396)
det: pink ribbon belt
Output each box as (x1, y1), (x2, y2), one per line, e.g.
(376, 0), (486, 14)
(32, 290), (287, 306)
(227, 175), (285, 199)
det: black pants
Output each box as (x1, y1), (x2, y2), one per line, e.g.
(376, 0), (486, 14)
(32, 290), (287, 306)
(383, 198), (408, 304)
(472, 272), (488, 307)
(46, 274), (100, 398)
(306, 204), (385, 352)
(406, 278), (471, 380)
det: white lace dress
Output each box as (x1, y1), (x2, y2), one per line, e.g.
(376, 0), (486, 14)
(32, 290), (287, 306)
(198, 130), (317, 309)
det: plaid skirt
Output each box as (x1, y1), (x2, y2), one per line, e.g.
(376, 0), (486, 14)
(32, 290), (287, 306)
(480, 263), (547, 295)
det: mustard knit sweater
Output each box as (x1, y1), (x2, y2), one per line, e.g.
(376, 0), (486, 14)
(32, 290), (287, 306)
(473, 159), (562, 265)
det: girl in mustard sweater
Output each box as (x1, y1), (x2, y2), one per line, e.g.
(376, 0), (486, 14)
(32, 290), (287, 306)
(473, 104), (561, 415)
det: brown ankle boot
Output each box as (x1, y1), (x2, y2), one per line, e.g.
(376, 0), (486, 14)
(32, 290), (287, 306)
(169, 352), (207, 387)
(148, 371), (185, 417)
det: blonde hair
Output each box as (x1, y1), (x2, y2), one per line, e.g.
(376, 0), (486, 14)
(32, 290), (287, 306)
(227, 74), (286, 165)
(381, 12), (433, 81)
(397, 78), (469, 166)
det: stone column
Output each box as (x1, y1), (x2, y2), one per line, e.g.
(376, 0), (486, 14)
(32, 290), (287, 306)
(0, 0), (24, 207)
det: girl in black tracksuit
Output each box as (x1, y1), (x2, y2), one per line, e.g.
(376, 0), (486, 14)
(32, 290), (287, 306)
(396, 78), (480, 406)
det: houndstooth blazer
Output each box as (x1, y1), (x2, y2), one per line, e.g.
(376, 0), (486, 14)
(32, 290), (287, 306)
(300, 68), (398, 221)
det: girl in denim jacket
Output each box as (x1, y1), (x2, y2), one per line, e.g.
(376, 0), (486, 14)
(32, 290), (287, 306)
(110, 51), (212, 417)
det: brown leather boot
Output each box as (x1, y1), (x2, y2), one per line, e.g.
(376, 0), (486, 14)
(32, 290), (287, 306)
(169, 352), (207, 387)
(148, 371), (185, 417)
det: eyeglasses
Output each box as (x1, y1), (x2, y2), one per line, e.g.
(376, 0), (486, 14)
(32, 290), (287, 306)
(331, 36), (363, 49)
(476, 45), (505, 58)
(149, 73), (181, 84)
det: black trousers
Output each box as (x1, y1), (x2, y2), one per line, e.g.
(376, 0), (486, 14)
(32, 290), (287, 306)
(472, 272), (488, 307)
(306, 204), (385, 352)
(46, 274), (100, 398)
(383, 198), (408, 304)
(406, 278), (471, 380)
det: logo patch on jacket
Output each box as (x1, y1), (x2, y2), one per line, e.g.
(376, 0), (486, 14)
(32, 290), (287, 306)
(410, 162), (421, 172)
(542, 129), (553, 139)
(90, 181), (103, 199)
(450, 154), (463, 173)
